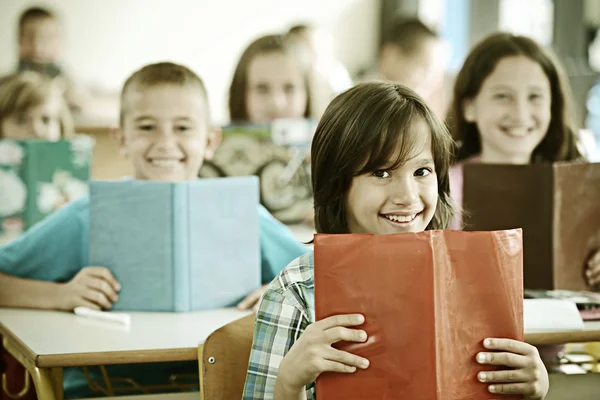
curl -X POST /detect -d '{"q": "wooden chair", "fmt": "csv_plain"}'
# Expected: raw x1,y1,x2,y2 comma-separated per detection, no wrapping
198,314,255,400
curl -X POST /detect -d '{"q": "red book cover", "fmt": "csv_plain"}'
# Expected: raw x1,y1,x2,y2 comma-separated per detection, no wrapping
314,230,524,399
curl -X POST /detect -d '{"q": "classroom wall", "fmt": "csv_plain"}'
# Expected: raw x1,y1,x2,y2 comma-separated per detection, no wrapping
0,0,380,124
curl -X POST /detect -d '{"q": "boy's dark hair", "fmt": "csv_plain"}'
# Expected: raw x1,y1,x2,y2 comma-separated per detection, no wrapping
288,24,311,36
384,16,439,54
119,62,209,126
311,82,455,234
447,32,582,163
19,7,56,36
228,34,311,122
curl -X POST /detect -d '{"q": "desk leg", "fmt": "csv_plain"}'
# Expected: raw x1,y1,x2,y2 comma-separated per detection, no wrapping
29,368,58,400
2,338,61,400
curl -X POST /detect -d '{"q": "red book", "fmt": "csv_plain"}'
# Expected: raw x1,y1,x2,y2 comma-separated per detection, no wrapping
314,230,524,399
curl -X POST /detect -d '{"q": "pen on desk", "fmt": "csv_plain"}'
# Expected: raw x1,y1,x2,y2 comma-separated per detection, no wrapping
74,307,131,327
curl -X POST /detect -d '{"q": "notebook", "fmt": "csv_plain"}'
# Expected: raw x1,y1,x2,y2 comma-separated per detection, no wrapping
314,229,523,399
463,162,600,290
88,177,261,312
0,137,93,245
197,119,315,224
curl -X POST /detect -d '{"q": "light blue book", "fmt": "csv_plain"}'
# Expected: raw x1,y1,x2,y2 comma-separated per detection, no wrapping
88,177,261,312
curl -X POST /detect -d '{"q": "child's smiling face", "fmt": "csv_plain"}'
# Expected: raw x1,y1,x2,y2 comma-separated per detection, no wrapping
345,120,438,235
119,84,219,182
245,52,308,123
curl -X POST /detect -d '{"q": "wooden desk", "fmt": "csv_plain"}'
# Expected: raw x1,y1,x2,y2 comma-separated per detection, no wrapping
0,308,249,400
525,320,600,346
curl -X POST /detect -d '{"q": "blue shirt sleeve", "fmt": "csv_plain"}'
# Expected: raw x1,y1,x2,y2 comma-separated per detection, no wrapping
258,205,309,283
0,196,89,282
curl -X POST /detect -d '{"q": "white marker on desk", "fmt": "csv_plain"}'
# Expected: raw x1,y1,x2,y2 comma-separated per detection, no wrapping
74,307,131,328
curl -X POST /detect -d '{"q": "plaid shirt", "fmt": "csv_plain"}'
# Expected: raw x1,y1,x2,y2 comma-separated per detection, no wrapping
242,252,316,400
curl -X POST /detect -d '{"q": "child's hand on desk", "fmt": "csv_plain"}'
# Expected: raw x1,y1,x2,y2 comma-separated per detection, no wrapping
237,284,268,311
585,250,600,287
476,338,549,399
57,267,121,311
275,314,369,397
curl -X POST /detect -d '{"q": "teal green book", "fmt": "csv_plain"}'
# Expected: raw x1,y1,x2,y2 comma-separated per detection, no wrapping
0,138,93,244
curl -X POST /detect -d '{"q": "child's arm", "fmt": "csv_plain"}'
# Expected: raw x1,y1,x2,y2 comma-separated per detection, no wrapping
0,197,120,310
274,314,369,400
257,205,309,282
475,338,549,399
585,250,600,288
0,267,119,310
237,206,309,310
242,288,368,399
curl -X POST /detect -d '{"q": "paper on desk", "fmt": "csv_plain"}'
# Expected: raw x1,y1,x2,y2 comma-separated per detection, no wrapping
524,299,584,332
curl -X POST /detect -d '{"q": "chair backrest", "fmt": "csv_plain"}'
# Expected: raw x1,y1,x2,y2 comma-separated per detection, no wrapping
199,314,255,400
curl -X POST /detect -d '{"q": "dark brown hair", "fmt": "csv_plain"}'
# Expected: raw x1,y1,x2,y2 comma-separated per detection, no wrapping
312,82,455,234
18,7,56,36
384,16,439,54
119,62,209,126
228,34,311,122
447,32,581,162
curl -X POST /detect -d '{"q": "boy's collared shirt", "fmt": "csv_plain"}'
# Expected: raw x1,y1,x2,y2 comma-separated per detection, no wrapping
243,252,316,400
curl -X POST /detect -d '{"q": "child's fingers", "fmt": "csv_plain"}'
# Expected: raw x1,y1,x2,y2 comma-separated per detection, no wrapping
85,267,121,292
86,277,119,303
487,382,542,397
76,298,102,311
318,359,358,374
324,326,367,345
585,263,600,285
477,369,533,384
483,338,537,356
476,351,531,368
588,250,600,267
82,288,113,310
317,314,365,330
325,348,370,370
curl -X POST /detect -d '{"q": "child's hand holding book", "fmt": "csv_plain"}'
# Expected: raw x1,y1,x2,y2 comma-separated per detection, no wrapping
57,266,120,311
275,314,369,398
476,338,549,398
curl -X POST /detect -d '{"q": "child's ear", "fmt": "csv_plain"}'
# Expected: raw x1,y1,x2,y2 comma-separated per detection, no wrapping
462,99,476,123
110,126,128,158
203,126,222,161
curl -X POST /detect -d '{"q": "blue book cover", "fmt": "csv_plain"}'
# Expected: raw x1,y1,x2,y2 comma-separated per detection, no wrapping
88,176,261,312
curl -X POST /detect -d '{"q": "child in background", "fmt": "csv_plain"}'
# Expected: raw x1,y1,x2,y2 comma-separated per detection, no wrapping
285,23,353,118
361,16,450,118
0,70,74,400
445,32,600,288
229,34,312,124
0,62,308,398
242,82,549,399
15,6,118,118
0,72,73,140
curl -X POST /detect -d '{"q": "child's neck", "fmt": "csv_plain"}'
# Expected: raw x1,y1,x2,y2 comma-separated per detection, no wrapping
479,148,531,165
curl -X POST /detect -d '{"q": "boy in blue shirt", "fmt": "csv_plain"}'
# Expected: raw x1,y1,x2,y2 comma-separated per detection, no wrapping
0,62,308,397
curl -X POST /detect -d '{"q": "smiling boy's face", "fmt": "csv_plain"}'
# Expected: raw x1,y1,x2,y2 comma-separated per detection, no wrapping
117,84,220,182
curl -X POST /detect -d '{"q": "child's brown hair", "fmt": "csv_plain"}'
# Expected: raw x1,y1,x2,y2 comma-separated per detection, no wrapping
447,32,581,162
18,6,56,38
228,34,311,122
0,71,73,138
311,82,454,234
119,62,210,126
